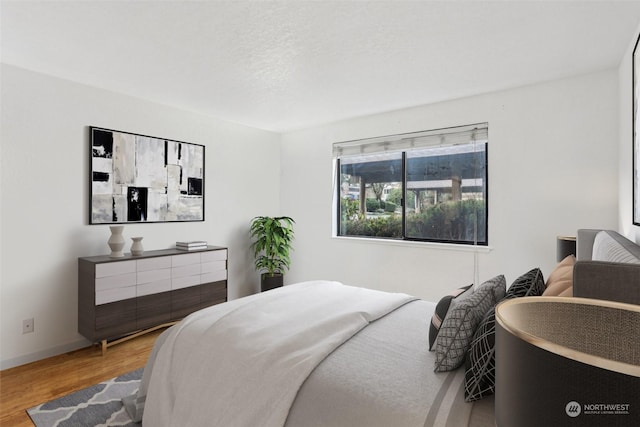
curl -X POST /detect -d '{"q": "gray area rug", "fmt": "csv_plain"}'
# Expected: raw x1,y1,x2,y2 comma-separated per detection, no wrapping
27,369,142,427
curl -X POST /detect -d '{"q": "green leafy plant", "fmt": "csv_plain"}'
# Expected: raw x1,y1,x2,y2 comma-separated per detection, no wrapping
341,199,485,242
365,198,380,212
250,216,295,277
384,201,397,213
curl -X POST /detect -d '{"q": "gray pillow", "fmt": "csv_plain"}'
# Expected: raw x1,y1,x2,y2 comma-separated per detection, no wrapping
428,284,473,351
434,275,506,372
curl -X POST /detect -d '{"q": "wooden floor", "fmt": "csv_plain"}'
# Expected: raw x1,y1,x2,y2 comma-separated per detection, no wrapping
0,330,162,426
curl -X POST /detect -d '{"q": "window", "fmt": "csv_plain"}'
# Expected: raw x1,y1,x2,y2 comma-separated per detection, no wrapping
334,124,488,245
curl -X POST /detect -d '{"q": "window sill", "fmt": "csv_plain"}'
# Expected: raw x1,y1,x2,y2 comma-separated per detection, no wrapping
331,235,493,253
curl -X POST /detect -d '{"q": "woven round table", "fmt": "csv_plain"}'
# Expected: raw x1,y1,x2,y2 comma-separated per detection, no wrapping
495,296,640,427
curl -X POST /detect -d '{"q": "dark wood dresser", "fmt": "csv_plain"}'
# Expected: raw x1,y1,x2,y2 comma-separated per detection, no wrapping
78,246,227,353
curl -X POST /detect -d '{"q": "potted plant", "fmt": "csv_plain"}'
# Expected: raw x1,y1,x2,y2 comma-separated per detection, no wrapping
250,216,295,291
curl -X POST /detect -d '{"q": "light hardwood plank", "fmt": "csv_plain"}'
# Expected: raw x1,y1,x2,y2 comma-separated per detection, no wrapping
0,330,161,427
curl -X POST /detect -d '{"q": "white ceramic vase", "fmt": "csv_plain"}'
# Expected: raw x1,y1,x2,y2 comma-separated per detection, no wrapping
131,236,144,256
108,225,125,258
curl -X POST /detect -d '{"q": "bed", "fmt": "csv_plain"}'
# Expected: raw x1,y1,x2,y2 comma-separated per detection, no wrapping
124,280,497,427
123,228,640,427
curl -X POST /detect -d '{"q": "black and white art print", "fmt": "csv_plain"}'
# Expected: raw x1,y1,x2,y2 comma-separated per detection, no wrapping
90,127,204,224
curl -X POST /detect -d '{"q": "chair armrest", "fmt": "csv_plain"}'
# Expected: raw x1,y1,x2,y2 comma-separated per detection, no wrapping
573,261,640,305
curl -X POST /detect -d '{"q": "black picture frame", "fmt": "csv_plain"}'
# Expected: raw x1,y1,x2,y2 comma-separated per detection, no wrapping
89,126,205,224
633,34,640,225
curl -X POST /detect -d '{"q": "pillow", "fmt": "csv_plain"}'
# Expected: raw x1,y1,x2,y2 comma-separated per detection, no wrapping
464,307,497,401
556,286,573,297
593,230,640,264
542,255,575,297
433,275,506,372
463,268,546,398
428,284,473,350
504,268,545,299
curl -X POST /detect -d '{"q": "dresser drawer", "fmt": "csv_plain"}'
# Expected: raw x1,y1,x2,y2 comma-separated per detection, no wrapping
201,249,227,262
95,299,136,336
137,256,171,272
172,274,201,290
96,286,136,305
96,272,137,291
172,263,201,279
137,279,172,297
171,286,201,320
201,260,226,274
137,292,171,329
95,260,136,278
201,270,227,284
201,281,227,309
137,268,171,284
172,253,201,267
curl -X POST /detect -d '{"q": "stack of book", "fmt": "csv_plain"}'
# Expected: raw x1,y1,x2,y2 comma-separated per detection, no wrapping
176,241,208,251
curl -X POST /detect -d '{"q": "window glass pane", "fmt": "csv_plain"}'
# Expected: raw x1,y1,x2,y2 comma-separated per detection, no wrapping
339,152,403,238
404,143,487,244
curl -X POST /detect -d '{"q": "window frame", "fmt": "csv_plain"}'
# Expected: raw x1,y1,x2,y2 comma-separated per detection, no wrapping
334,126,488,246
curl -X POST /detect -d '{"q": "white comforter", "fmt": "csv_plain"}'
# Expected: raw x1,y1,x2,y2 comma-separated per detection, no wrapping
140,281,415,427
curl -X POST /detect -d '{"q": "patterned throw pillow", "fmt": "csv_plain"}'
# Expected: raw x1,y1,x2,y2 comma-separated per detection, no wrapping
433,275,506,372
504,268,545,299
463,267,546,401
428,284,473,350
464,307,497,401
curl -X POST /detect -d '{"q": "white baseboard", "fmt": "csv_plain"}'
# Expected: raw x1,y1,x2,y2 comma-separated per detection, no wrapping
1,339,91,371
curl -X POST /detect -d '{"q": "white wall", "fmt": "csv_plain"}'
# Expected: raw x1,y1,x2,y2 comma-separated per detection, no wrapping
0,62,625,369
0,64,281,369
618,22,640,242
280,70,620,302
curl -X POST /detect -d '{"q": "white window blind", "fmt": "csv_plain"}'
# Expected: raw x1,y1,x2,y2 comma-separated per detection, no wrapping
332,123,488,158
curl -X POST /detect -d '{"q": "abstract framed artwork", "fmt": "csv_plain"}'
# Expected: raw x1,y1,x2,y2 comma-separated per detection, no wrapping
90,127,204,224
634,34,640,226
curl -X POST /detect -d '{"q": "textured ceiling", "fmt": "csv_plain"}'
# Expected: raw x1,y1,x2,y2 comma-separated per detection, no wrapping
3,1,640,132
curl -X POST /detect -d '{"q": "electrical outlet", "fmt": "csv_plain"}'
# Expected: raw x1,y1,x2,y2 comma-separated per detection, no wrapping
23,318,34,334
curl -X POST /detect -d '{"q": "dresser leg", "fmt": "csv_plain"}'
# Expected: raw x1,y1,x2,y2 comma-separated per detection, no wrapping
98,321,179,356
